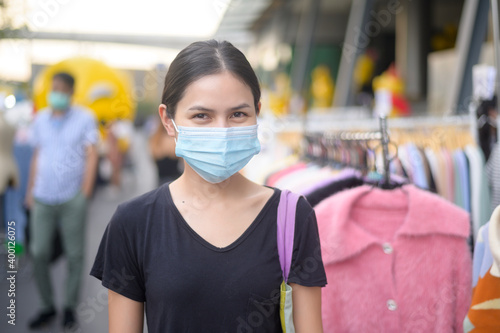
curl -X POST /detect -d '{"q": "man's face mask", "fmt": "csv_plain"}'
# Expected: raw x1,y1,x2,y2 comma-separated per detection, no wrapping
48,91,71,111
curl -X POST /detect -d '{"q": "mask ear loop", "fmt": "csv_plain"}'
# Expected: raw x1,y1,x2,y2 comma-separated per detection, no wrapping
171,119,179,143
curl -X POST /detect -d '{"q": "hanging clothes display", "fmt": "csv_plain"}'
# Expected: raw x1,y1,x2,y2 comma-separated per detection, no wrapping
316,185,472,332
267,117,405,197
304,174,365,207
464,205,500,332
298,168,361,197
267,120,490,235
255,115,484,331
383,127,489,240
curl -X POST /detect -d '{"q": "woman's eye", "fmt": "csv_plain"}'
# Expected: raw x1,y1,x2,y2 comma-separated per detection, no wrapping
193,113,208,119
232,112,247,118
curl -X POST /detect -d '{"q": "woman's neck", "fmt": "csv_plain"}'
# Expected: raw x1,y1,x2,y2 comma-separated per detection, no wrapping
173,165,254,201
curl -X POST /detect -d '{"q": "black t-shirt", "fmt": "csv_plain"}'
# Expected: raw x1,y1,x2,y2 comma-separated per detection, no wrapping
155,156,181,184
90,184,327,333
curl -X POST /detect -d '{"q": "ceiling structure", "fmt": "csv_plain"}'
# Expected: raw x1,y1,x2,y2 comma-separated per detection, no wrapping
214,0,272,47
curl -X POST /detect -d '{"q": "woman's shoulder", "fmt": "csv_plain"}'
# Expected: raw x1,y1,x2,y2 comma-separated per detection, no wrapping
110,185,168,229
296,194,314,216
266,186,314,219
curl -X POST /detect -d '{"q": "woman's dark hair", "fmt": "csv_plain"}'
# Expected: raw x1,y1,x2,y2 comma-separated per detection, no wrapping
161,40,260,118
52,72,75,90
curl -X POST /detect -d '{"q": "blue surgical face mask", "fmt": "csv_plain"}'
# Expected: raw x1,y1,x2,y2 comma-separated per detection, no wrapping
48,91,71,111
172,120,261,183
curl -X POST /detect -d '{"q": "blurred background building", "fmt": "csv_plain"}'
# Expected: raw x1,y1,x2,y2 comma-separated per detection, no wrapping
0,0,497,120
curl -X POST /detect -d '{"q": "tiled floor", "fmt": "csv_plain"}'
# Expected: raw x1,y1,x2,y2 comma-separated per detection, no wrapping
0,129,156,333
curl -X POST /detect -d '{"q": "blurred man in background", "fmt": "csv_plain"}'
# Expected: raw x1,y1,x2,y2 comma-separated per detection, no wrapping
25,72,98,330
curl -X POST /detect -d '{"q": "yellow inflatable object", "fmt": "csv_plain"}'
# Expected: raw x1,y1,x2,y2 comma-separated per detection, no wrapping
354,54,375,87
33,57,136,135
269,73,291,116
311,65,335,108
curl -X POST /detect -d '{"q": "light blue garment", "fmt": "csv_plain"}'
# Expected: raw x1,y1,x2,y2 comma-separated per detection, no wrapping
454,150,471,213
29,106,98,204
173,122,261,183
406,143,429,190
451,151,463,208
471,223,492,287
4,142,33,246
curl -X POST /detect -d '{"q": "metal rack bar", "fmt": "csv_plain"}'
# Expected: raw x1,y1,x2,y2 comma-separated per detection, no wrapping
379,116,391,185
320,131,382,141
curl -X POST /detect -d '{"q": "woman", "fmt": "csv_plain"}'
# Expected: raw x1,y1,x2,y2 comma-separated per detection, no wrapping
148,120,181,185
90,40,327,333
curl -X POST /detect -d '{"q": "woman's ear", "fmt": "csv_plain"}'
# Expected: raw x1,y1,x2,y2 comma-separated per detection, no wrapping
158,104,176,137
257,101,261,115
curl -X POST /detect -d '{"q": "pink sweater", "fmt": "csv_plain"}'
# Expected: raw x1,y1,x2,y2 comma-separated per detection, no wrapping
315,185,472,332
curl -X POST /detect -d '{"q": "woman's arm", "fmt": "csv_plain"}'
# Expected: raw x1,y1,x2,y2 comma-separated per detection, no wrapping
290,284,323,333
81,144,98,198
108,290,144,333
25,148,38,209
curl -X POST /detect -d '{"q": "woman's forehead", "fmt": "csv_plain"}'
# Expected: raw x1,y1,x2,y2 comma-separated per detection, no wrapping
178,72,254,108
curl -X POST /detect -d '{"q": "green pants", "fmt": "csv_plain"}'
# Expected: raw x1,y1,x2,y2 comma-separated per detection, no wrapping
30,191,87,311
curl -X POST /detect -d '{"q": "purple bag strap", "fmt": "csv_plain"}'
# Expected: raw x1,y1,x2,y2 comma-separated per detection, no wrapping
277,189,301,282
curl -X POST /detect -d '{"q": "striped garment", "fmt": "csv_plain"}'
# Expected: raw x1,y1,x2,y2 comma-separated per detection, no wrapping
487,144,500,214
29,106,98,205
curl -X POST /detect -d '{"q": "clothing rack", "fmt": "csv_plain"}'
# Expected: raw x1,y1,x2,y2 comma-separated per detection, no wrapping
304,114,470,133
304,115,394,185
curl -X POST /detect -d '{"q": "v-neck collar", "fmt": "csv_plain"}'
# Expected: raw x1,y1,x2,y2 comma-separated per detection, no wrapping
164,184,280,252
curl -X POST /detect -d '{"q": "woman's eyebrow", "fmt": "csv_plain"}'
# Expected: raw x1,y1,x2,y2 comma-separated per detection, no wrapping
187,103,251,112
229,103,251,111
187,105,215,112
